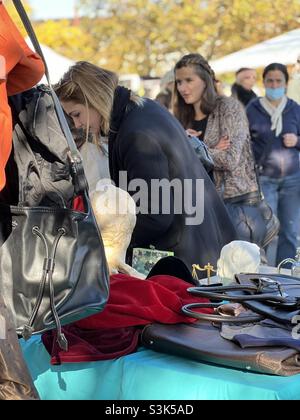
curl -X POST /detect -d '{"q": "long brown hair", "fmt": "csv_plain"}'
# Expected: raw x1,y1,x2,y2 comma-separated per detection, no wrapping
55,61,143,136
173,53,219,129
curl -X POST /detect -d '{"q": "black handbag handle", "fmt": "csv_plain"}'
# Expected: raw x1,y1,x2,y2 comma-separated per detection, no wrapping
181,302,264,323
187,285,288,303
182,284,286,324
12,0,88,195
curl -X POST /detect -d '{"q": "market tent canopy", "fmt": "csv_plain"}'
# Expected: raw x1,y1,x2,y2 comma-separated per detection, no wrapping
210,28,300,74
25,37,74,83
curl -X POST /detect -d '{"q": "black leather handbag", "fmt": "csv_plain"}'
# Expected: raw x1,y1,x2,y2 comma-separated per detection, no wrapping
225,191,280,249
142,274,300,376
0,0,109,350
224,138,280,249
141,320,300,376
183,273,300,326
0,194,109,349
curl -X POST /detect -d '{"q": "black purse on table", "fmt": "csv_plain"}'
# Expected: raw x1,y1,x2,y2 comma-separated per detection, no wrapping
224,137,280,249
183,273,300,326
141,273,300,376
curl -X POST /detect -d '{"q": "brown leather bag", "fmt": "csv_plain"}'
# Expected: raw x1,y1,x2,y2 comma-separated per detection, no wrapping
0,295,39,400
141,321,300,376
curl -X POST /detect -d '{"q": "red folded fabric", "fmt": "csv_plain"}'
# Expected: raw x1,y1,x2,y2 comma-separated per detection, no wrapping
42,326,141,365
42,274,212,364
75,274,212,329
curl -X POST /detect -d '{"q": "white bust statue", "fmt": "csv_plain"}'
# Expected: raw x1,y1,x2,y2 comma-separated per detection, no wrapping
217,240,261,284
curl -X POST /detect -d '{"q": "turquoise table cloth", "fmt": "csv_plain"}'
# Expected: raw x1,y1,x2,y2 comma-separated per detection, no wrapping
21,336,300,400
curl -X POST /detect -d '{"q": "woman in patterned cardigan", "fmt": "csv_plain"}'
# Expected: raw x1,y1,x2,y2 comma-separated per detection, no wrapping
173,53,278,248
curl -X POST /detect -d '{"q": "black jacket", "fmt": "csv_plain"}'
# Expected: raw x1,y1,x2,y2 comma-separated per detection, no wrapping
231,83,257,107
109,95,236,273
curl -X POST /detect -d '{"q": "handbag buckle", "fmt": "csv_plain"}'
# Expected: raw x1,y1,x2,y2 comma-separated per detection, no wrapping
67,151,89,194
257,276,285,297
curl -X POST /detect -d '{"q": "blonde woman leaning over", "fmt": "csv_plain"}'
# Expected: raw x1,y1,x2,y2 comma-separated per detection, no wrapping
173,53,278,249
55,61,236,277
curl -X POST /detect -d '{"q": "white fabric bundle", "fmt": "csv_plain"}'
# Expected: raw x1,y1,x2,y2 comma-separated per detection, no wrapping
217,240,261,284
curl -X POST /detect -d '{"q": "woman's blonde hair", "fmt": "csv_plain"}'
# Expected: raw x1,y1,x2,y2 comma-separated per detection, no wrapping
173,53,219,129
55,61,143,135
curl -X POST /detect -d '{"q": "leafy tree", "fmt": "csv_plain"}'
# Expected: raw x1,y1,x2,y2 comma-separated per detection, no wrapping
33,19,96,62
4,0,95,62
78,0,300,76
5,0,300,76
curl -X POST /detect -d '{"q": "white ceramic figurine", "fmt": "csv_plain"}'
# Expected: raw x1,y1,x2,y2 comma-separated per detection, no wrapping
217,240,261,284
91,181,145,279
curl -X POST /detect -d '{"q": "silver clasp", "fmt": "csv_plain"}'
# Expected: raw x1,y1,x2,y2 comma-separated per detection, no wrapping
257,276,285,297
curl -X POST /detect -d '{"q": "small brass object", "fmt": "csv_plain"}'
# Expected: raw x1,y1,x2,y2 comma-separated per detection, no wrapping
192,263,216,285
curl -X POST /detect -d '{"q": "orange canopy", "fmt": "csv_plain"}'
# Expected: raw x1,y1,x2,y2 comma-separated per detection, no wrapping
0,1,44,191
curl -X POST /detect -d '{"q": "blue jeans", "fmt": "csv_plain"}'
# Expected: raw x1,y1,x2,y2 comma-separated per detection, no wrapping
260,172,300,266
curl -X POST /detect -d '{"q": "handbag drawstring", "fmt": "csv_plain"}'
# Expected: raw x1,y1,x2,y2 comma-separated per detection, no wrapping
22,226,68,351
22,226,49,340
48,228,68,351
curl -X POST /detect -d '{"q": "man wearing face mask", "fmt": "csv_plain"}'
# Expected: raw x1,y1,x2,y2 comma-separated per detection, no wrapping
246,63,300,267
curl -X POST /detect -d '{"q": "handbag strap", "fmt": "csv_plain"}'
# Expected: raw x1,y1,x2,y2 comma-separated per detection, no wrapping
246,132,265,200
181,302,263,323
253,161,264,200
12,0,88,195
187,285,288,303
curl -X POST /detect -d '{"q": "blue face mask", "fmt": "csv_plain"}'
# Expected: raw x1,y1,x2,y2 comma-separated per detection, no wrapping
265,87,285,101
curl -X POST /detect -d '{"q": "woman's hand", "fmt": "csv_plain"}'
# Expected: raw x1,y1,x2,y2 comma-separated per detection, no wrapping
215,135,230,151
186,128,202,138
283,133,298,148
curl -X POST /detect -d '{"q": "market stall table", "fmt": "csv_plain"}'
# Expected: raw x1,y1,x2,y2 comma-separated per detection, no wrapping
21,335,300,400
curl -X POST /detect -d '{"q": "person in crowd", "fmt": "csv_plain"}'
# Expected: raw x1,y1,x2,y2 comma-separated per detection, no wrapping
0,0,44,399
287,54,300,105
55,61,237,275
173,53,272,248
231,67,257,107
155,69,174,111
247,63,300,266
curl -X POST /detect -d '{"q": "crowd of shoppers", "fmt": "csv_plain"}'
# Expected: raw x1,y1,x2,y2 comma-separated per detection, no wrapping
172,53,272,248
54,61,237,273
1,0,300,400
